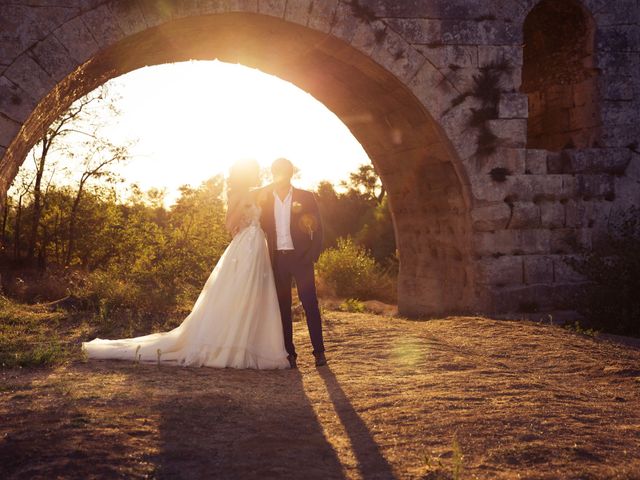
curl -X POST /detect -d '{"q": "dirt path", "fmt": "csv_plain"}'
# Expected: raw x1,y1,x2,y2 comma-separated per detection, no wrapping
1,313,640,479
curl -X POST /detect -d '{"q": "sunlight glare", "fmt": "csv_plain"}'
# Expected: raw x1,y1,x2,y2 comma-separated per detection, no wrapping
101,60,370,204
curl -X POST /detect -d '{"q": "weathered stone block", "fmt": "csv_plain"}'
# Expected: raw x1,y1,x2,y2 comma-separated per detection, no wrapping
441,19,521,45
477,256,523,287
600,124,640,148
525,149,547,175
474,148,526,176
108,0,147,35
469,172,511,203
415,45,477,69
553,256,586,284
507,201,540,229
191,0,229,15
471,203,510,232
550,228,592,254
0,4,76,64
0,113,21,147
601,75,635,101
487,283,585,312
29,34,76,82
478,45,523,66
520,175,565,202
0,76,36,123
473,229,551,257
371,29,425,84
523,255,554,285
408,60,450,118
284,0,312,25
625,155,640,181
226,0,258,13
601,100,636,125
136,1,179,27
596,51,638,76
81,4,124,48
564,200,587,229
486,119,527,148
310,0,339,34
593,0,638,25
560,148,631,175
498,93,528,119
540,201,565,229
328,9,356,44
575,174,615,200
53,16,99,64
613,175,640,211
258,0,286,17
596,25,640,53
546,152,566,174
386,19,441,44
350,20,383,58
4,54,54,101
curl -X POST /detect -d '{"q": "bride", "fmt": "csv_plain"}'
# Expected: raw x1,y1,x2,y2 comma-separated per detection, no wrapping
82,159,290,369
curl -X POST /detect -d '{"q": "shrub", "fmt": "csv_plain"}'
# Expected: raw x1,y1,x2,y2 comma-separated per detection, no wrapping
316,237,395,302
0,295,68,367
566,206,640,337
340,298,366,313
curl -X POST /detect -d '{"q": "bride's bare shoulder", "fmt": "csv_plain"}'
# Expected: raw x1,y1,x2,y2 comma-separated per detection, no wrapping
249,183,274,204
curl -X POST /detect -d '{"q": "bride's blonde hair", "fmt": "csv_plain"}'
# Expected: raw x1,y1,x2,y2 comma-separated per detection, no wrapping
227,159,260,200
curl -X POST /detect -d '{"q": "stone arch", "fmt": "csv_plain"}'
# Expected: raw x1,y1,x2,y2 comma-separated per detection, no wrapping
521,0,601,151
0,5,476,317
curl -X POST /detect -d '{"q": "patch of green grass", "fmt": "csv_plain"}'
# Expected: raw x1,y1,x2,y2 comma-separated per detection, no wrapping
340,298,366,313
423,436,465,480
0,295,70,368
563,320,599,337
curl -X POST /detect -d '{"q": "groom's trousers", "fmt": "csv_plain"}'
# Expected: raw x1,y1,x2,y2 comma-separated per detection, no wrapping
273,251,325,356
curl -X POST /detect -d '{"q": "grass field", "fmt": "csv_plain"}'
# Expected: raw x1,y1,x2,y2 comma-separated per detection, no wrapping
1,300,639,479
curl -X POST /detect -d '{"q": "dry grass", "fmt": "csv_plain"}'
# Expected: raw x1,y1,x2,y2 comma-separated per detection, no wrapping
1,311,640,479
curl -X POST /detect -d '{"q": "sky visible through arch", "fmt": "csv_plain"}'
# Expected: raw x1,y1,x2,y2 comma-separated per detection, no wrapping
14,60,370,206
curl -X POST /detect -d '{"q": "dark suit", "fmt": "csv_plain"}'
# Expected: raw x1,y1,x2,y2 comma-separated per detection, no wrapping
260,187,325,356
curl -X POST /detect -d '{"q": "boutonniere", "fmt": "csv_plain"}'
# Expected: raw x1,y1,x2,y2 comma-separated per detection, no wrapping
299,214,317,240
291,201,303,214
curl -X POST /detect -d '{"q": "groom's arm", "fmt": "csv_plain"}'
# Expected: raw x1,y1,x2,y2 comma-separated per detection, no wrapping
307,191,324,264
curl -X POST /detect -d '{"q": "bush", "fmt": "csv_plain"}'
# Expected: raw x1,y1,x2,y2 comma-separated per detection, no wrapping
340,298,366,313
566,206,640,337
0,295,68,367
73,270,179,337
316,237,396,302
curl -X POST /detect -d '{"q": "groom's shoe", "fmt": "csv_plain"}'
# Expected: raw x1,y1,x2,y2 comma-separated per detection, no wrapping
314,352,327,367
287,354,298,369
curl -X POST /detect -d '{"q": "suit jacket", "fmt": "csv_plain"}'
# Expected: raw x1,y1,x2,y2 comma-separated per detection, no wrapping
260,187,324,265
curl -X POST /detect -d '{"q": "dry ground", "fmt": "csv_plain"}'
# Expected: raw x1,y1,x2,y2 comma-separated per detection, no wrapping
1,312,640,479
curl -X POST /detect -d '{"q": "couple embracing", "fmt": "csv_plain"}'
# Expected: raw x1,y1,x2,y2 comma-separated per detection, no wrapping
83,158,327,369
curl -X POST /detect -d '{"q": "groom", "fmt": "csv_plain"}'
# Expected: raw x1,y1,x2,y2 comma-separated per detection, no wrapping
260,158,327,368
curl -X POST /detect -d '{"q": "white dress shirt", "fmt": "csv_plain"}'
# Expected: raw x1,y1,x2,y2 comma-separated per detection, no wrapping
274,188,295,250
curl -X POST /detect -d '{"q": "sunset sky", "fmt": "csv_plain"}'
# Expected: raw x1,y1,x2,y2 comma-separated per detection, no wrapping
15,60,370,205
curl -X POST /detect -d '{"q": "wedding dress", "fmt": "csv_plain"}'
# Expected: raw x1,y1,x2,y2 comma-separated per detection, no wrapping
82,204,290,369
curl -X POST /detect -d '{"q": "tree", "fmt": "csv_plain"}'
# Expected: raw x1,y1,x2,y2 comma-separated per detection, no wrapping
65,143,127,266
25,97,94,263
342,164,385,204
5,85,133,268
9,169,34,262
316,164,396,265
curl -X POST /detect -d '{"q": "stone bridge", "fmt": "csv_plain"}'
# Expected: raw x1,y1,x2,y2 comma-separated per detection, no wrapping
0,0,638,317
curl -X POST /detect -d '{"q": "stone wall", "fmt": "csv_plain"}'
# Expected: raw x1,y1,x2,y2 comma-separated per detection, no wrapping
0,0,639,317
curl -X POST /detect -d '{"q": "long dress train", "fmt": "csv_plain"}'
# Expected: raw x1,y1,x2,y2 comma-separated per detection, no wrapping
82,204,290,369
